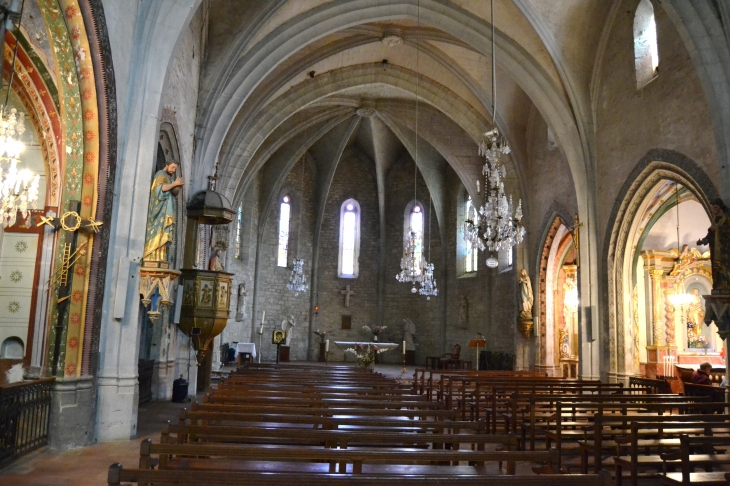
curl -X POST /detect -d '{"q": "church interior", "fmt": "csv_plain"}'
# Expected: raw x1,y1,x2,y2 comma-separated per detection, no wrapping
1,0,730,484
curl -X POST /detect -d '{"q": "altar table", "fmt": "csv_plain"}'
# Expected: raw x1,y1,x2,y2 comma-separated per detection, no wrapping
333,341,399,352
233,342,257,359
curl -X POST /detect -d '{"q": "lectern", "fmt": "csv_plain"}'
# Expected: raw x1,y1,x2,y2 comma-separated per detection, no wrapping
468,339,486,371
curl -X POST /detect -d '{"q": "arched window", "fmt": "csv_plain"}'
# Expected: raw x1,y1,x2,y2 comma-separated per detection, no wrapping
277,195,291,267
234,205,242,259
404,201,424,275
464,196,478,273
634,0,659,89
338,199,361,278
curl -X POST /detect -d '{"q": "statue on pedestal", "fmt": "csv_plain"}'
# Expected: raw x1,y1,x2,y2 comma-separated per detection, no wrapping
697,198,730,294
403,319,416,351
143,160,183,264
282,315,295,347
518,269,534,320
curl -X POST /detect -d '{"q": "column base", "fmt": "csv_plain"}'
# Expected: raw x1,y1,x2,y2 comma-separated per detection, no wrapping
48,376,95,450
95,375,138,442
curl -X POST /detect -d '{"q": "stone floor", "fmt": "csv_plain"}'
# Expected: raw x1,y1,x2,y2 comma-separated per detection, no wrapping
0,363,537,485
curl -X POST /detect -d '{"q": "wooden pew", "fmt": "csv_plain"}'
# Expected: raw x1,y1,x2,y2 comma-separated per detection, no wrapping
162,422,518,452
139,439,561,475
109,464,613,486
613,418,730,486
659,435,730,485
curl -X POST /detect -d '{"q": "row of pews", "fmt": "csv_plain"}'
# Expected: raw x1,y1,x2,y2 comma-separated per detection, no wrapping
413,368,730,485
107,363,611,485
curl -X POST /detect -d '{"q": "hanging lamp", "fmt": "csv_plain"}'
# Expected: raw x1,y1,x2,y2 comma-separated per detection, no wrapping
463,0,525,268
287,156,309,296
0,1,40,228
419,196,438,300
396,0,430,293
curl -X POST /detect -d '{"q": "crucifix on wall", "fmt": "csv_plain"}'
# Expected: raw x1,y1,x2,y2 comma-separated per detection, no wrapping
340,285,355,307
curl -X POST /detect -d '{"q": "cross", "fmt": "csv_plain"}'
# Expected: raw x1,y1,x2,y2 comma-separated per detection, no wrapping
340,285,355,307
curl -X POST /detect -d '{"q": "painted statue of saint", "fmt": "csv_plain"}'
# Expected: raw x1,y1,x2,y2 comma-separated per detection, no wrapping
143,160,183,264
518,269,534,320
697,198,730,293
209,249,225,271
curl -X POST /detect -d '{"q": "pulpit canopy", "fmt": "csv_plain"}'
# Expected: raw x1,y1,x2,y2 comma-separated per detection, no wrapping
187,189,235,224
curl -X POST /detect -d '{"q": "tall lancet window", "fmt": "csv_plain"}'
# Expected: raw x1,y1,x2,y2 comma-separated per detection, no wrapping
465,196,478,273
404,201,424,275
277,195,291,267
338,199,361,278
634,0,659,89
235,205,242,259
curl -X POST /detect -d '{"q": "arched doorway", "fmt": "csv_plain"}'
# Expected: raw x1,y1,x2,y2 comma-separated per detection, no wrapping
536,215,577,377
606,157,718,382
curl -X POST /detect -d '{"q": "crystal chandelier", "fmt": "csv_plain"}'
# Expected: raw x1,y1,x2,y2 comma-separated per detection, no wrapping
462,0,525,268
397,229,426,293
287,257,308,296
0,107,38,228
418,262,438,300
418,197,438,299
396,1,435,296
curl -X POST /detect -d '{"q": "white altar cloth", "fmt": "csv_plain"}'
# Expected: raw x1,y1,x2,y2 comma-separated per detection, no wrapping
333,341,399,352
233,342,257,358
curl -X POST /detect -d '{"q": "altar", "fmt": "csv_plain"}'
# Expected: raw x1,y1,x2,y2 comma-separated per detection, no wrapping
333,341,400,352
232,342,257,364
334,341,400,365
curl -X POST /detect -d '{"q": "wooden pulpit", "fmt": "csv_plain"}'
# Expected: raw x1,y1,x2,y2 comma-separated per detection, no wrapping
468,339,486,371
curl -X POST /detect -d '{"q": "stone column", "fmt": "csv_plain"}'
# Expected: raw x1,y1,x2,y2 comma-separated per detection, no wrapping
649,269,665,346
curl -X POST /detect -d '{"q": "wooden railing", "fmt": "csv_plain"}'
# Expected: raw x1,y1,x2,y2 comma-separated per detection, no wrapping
0,378,54,466
628,376,670,394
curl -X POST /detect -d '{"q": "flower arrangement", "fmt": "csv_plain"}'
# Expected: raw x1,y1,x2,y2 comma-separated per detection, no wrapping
312,329,327,343
697,335,709,350
345,343,387,368
362,325,386,341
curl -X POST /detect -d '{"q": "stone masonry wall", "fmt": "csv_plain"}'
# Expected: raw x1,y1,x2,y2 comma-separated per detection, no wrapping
315,154,380,361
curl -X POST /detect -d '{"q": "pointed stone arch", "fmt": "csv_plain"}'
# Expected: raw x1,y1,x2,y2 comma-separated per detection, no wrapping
604,149,719,380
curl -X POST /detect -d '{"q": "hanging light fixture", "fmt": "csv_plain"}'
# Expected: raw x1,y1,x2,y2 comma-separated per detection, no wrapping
667,182,692,308
0,2,39,229
287,257,308,296
287,157,309,296
419,197,438,300
396,0,431,293
463,0,525,268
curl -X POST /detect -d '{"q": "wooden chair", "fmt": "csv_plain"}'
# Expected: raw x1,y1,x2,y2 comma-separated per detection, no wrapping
439,345,462,369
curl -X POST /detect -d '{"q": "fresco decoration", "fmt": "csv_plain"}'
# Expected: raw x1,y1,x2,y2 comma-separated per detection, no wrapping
38,0,100,378
4,32,62,207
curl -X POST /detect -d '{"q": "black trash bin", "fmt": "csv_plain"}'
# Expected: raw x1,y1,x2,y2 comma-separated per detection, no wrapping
172,374,188,402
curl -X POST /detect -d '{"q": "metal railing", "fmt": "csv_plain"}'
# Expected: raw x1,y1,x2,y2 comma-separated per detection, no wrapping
0,378,54,466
